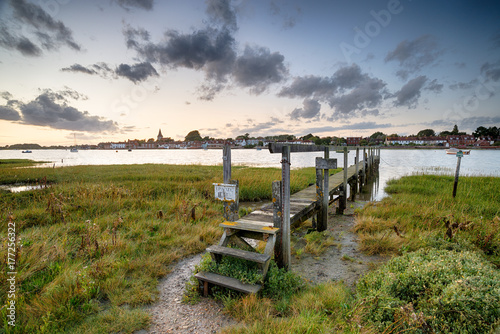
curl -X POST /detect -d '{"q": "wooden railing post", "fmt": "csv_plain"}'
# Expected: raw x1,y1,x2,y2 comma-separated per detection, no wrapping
281,145,291,270
272,181,283,267
222,144,238,221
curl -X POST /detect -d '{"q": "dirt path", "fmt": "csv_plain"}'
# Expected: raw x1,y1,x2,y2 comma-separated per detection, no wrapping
142,199,383,334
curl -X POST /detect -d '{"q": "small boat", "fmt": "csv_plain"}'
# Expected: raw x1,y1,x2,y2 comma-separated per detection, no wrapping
128,149,132,152
22,150,32,153
446,148,470,155
70,147,78,152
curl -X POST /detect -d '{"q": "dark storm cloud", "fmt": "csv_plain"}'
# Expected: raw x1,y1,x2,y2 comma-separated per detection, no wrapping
125,26,236,80
233,46,288,94
9,0,81,52
115,0,154,11
290,99,321,120
279,64,386,119
393,75,428,108
205,0,237,31
0,89,118,132
385,35,442,80
115,62,158,83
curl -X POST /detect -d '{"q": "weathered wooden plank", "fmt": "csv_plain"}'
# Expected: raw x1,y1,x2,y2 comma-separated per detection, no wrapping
220,221,279,234
207,245,270,264
195,271,262,294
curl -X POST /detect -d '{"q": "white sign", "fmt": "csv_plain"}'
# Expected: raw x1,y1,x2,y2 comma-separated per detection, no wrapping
213,183,237,202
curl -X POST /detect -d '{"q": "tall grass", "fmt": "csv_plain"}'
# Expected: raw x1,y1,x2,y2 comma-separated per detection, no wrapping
0,160,317,333
355,174,500,264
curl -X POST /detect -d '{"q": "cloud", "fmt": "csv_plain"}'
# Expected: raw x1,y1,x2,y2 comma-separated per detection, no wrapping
279,64,387,119
425,79,443,93
302,121,393,134
385,35,442,80
481,60,500,82
290,99,321,120
393,75,428,108
269,0,302,29
0,89,119,132
233,46,288,94
125,26,236,80
0,0,81,56
449,80,477,91
115,62,159,83
61,62,157,83
115,0,154,11
205,0,237,31
0,105,21,121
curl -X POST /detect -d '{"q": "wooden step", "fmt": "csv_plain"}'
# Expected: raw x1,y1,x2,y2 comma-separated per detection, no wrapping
220,221,279,234
195,271,262,295
207,245,270,264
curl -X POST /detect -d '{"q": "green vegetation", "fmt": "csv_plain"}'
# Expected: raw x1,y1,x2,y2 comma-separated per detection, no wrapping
0,159,317,333
211,174,500,333
2,159,498,333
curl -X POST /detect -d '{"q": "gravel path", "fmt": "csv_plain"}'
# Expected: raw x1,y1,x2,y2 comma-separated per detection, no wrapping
144,255,236,334
142,199,383,334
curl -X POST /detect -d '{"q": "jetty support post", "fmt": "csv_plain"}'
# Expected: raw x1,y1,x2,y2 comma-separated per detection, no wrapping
281,145,291,270
315,155,337,232
452,152,463,198
272,181,284,268
337,146,348,214
223,144,239,221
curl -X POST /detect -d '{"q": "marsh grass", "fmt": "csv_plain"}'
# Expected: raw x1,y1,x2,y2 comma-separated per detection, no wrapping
0,161,317,333
355,174,500,264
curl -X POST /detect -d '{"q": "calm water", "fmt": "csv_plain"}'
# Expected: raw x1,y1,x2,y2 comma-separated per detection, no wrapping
1,148,498,201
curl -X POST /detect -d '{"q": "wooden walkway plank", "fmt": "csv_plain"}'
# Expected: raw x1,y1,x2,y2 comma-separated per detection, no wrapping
195,272,262,295
207,245,270,264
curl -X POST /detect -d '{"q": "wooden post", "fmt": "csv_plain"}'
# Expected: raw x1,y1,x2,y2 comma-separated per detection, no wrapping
222,144,238,221
337,147,348,214
355,147,360,195
272,181,283,268
315,164,324,228
453,153,462,198
316,156,336,231
281,145,291,270
223,144,231,183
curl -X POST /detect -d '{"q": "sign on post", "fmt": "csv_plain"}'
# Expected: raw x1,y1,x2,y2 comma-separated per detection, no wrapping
213,183,237,202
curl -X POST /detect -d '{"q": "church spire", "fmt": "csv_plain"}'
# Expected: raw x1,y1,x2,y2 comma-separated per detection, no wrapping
157,129,163,141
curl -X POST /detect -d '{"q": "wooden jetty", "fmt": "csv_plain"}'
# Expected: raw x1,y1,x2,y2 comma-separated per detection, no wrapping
195,144,380,296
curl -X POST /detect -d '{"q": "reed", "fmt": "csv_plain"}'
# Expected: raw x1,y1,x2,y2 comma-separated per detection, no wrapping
0,160,317,333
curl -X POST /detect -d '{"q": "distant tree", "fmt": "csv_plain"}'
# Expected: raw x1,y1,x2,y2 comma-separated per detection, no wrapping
473,126,499,138
370,131,386,139
301,133,315,141
185,130,202,141
147,138,155,142
451,124,459,135
360,139,369,146
417,129,436,137
388,133,399,137
439,131,452,136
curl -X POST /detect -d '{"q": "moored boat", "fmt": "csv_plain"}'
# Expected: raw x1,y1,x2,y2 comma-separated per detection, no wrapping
446,148,470,155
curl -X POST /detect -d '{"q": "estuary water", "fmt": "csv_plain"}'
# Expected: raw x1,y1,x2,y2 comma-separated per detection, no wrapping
1,148,498,201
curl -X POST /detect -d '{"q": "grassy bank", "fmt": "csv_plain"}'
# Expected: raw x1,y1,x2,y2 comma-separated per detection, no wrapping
213,174,500,333
0,160,319,333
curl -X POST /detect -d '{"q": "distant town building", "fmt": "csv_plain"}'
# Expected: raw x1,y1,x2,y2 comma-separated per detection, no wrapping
446,135,475,147
346,137,362,146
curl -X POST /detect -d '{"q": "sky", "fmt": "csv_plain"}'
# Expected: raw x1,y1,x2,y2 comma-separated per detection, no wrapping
0,0,499,146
